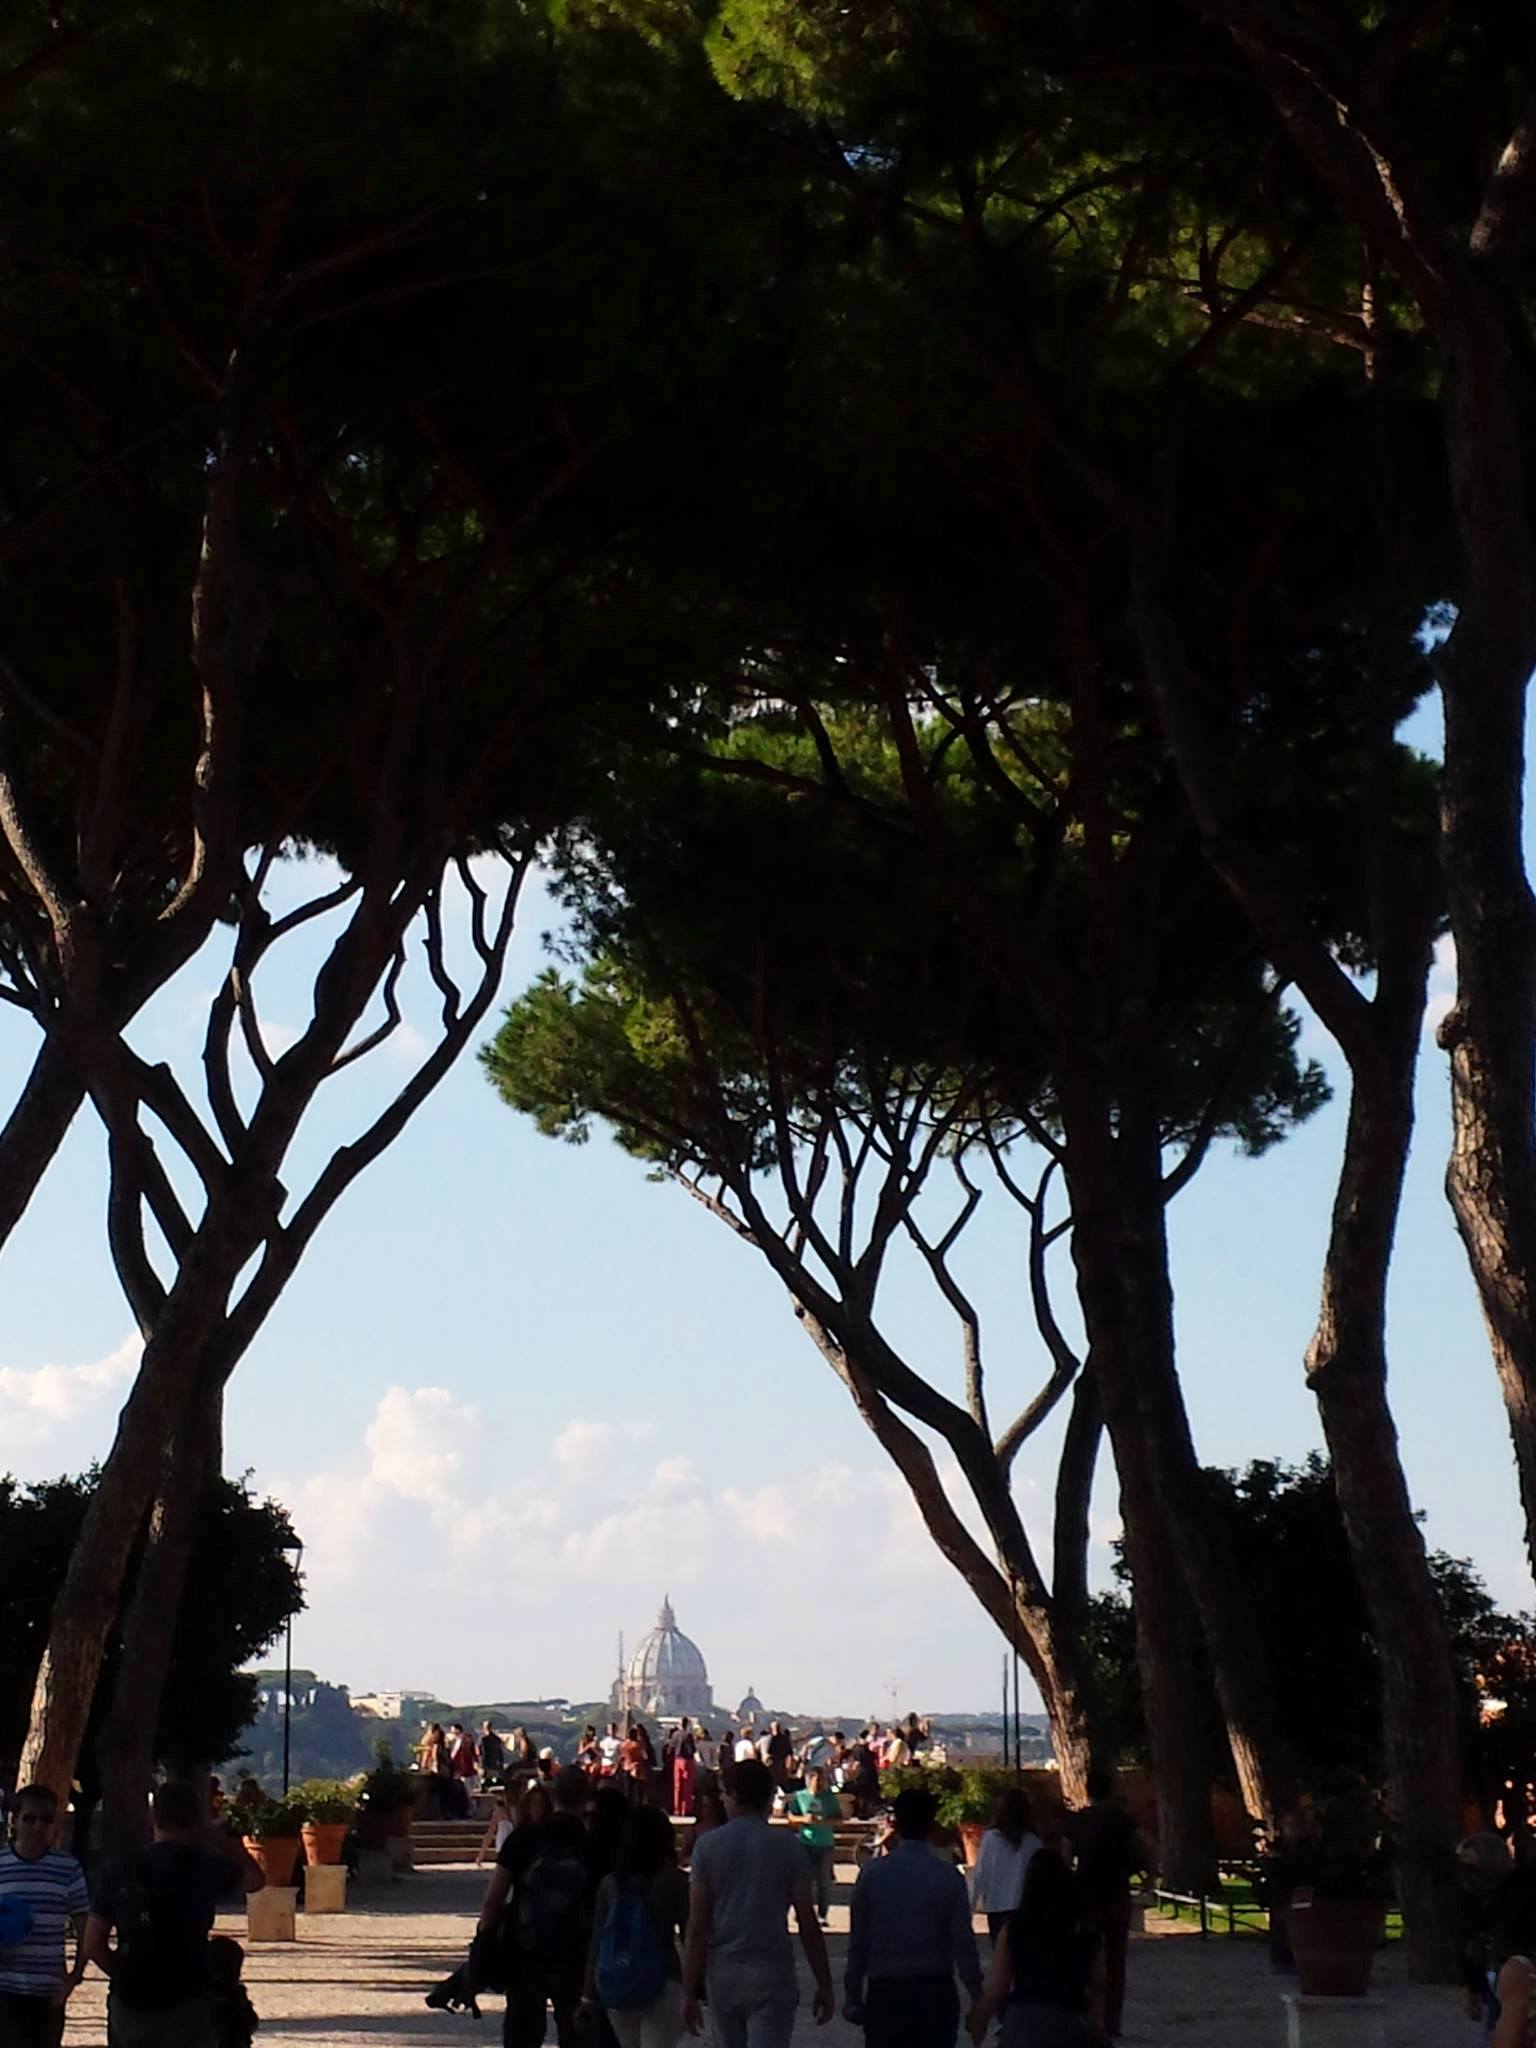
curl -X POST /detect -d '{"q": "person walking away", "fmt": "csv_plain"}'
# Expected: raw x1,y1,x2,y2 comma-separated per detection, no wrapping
672,1721,697,1820
787,1769,840,1927
972,1791,1043,1946
478,1768,595,2048
419,1724,452,1818
732,1728,757,1769
843,1788,980,2048
85,1780,264,2048
0,1784,90,2048
966,1848,1101,2047
681,1759,833,2045
583,1807,689,2048
1062,1769,1148,2040
480,1723,508,1786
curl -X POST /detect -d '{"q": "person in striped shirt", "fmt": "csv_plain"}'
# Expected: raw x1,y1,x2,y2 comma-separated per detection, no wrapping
0,1783,90,2048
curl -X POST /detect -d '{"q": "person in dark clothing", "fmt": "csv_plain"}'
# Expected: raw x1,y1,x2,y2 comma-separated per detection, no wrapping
967,1849,1101,2048
480,1725,508,1785
845,1789,981,2048
477,1767,597,2048
207,1937,257,2048
85,1781,263,2048
1061,1769,1149,2038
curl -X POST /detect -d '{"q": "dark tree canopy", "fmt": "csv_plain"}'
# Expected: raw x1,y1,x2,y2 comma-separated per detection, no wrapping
0,1470,302,1785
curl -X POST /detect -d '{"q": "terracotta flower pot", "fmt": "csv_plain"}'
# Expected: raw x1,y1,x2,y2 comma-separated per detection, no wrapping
244,1835,302,1888
957,1821,986,1868
301,1822,349,1867
1287,1894,1385,1997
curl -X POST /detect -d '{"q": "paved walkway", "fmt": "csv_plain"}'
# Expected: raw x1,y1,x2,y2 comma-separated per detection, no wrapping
58,1862,1465,2047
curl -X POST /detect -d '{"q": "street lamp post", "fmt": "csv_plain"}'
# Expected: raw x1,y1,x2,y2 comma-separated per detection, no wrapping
281,1540,305,1797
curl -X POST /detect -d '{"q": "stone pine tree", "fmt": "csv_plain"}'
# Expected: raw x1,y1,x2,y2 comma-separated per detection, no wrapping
556,0,1475,1967
2,0,811,1811
1173,0,1536,1596
484,714,1328,1883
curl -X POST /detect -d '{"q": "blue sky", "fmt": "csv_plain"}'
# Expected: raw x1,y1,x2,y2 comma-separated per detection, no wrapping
0,701,1524,1721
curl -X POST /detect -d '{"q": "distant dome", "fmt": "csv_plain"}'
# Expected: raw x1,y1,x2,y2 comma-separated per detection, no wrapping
736,1687,765,1722
615,1597,713,1722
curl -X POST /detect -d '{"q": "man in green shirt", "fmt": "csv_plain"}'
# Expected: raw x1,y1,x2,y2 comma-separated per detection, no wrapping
788,1767,841,1925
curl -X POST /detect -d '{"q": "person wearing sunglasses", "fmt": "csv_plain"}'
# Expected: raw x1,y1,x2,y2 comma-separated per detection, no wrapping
0,1784,90,2048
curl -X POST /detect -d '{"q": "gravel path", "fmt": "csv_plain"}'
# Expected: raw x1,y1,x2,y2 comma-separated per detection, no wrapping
57,1863,1468,2047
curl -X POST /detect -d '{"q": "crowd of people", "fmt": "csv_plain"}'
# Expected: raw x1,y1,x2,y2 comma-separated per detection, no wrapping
423,1711,936,1826
0,1724,1141,2048
436,1755,1148,2048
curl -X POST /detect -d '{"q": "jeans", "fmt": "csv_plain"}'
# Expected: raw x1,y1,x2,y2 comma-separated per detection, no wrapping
607,1981,684,2048
503,1967,582,2048
107,1995,217,2048
805,1846,833,1919
998,2007,1097,2048
0,1992,65,2048
704,1965,797,2048
864,1975,960,2048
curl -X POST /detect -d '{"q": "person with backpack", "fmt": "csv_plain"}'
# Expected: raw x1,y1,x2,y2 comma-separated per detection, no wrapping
580,1807,688,2048
477,1766,596,2048
84,1780,263,2048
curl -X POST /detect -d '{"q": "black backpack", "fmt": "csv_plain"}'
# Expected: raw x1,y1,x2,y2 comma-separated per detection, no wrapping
513,1848,591,1964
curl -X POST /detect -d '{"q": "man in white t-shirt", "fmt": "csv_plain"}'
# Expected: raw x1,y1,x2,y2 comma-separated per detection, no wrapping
598,1722,623,1775
734,1727,758,1765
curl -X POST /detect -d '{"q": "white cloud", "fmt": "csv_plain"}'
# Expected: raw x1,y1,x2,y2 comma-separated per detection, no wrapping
0,1335,139,1449
553,1417,653,1474
256,1389,997,1710
364,1385,477,1503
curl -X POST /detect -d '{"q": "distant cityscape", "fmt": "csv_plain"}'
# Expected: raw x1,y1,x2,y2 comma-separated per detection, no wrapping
240,1595,1051,1785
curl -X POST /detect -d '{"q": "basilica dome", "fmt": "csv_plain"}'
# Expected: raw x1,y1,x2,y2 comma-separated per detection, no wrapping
615,1597,714,1723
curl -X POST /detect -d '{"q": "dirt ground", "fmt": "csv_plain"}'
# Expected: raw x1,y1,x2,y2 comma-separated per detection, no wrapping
57,1862,1471,2047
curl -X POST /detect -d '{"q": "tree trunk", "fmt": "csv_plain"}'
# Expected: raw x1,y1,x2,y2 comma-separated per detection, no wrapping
18,1205,257,1800
1064,1074,1299,1827
1050,1369,1102,1627
1122,1492,1219,1892
1308,1004,1464,1979
1439,637,1536,1568
96,1386,222,1859
793,1305,1100,1801
0,1033,86,1255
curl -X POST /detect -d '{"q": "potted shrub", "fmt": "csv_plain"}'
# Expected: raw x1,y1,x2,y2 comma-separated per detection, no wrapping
242,1798,309,1888
357,1745,414,1859
1282,1778,1393,1997
936,1770,997,1868
293,1781,356,1866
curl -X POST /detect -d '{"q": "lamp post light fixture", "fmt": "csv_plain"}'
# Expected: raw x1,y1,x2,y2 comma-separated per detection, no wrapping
281,1539,305,1797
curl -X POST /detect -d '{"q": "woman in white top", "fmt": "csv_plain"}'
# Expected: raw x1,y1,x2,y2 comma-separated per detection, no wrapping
971,1788,1044,1944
